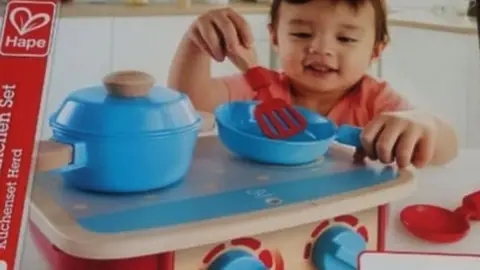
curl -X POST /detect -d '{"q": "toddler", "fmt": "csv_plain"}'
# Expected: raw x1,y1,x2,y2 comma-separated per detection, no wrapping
168,0,458,169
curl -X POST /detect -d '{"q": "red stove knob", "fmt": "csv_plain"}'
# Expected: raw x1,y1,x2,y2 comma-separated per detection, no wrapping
207,249,268,270
311,226,367,270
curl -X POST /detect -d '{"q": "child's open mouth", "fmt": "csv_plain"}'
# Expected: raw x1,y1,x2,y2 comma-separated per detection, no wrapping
305,64,338,77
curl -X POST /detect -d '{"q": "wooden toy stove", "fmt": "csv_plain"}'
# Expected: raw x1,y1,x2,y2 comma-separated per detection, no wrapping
29,134,415,270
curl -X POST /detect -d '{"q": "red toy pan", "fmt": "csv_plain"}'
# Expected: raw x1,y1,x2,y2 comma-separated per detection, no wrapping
400,190,480,243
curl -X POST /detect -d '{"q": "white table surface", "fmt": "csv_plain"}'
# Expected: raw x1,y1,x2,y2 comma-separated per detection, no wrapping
386,149,480,254
18,149,480,269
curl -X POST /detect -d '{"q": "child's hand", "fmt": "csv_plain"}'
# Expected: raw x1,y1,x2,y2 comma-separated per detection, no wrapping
187,8,255,65
227,44,258,73
355,111,439,169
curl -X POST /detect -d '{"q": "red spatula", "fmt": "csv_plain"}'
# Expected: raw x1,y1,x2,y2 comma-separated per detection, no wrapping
244,66,307,139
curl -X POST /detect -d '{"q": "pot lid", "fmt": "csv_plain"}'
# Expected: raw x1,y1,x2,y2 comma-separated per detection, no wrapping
49,70,201,136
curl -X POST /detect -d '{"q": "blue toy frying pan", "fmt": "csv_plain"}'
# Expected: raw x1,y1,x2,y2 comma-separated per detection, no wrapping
214,101,363,165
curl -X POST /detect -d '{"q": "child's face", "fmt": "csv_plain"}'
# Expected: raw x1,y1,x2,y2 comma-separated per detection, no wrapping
270,0,382,93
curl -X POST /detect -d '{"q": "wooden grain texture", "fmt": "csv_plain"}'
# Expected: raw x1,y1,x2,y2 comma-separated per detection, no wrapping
35,140,73,172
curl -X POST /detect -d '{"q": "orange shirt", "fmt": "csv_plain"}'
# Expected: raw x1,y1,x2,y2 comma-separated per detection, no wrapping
220,70,412,127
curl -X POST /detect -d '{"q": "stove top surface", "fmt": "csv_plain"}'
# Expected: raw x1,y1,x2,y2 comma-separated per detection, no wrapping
32,136,399,234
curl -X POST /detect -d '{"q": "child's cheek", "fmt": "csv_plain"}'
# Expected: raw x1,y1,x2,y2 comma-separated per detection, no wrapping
346,54,372,76
280,54,300,75
280,47,303,72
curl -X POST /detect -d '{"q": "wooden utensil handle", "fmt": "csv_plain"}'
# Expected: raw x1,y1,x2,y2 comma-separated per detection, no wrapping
35,140,73,172
198,111,216,133
103,70,155,98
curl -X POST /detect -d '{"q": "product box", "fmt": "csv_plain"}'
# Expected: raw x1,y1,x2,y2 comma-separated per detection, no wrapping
0,0,479,269
0,0,57,269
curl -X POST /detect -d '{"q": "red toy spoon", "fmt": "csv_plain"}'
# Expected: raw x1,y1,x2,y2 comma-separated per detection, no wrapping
400,190,480,243
244,66,307,139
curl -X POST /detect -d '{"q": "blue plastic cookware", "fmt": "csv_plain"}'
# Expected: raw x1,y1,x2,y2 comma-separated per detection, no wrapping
35,71,201,193
214,101,363,165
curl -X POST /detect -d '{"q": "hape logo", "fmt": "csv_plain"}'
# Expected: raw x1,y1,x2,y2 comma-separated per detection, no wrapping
0,1,56,57
10,7,51,36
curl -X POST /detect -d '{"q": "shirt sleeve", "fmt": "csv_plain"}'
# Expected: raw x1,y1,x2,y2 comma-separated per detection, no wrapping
218,74,256,101
370,83,414,116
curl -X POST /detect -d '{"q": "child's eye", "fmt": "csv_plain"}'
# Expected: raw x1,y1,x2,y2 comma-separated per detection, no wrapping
290,32,312,39
338,36,357,43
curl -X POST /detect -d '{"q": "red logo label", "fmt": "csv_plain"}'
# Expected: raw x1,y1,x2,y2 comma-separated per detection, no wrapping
0,0,57,268
0,0,56,57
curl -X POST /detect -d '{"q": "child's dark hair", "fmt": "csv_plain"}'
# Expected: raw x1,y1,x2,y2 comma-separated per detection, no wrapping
269,0,390,44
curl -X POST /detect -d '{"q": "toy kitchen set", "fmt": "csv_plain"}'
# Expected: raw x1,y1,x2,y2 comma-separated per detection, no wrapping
28,69,417,270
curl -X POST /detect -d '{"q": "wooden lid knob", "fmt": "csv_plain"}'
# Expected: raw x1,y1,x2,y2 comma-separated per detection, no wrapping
103,70,155,97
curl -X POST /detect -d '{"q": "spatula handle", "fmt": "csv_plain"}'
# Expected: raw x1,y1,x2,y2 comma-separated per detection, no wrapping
244,66,273,100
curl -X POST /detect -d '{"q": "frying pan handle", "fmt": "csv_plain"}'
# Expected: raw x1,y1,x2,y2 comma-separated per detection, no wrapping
459,190,480,221
335,125,363,148
35,140,87,173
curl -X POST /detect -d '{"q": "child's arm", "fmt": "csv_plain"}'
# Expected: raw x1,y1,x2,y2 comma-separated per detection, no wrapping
426,113,458,166
359,109,458,169
167,8,256,113
379,109,458,166
357,82,459,168
168,37,230,113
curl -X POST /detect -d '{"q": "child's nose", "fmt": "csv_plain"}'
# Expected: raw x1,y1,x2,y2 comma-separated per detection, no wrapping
308,46,334,56
308,38,335,56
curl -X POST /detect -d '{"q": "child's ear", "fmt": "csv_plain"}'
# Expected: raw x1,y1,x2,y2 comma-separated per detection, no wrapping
371,42,386,61
268,23,279,53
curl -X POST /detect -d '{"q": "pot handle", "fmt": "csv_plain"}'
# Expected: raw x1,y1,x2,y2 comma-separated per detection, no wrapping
198,111,216,133
35,140,87,173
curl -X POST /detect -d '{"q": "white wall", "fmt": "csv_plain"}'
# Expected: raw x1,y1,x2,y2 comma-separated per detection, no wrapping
387,0,469,9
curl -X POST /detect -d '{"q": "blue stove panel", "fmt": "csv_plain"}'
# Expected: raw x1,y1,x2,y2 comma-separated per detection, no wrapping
33,136,398,234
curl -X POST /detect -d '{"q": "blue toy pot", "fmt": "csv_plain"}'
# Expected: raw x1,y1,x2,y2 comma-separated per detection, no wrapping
35,71,201,193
